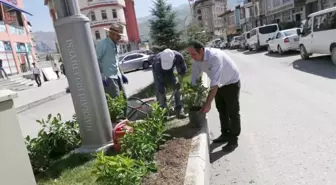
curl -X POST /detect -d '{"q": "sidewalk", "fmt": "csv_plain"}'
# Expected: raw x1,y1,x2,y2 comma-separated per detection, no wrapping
15,77,69,113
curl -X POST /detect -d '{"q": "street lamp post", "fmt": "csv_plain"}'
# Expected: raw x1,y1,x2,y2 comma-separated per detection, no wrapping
53,0,113,152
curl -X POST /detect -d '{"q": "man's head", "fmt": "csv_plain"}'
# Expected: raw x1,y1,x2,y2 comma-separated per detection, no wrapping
105,23,124,43
160,49,175,70
32,63,36,67
187,40,205,61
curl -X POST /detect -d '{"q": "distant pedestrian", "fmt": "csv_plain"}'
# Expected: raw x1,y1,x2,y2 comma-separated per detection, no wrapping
96,23,128,99
32,63,42,87
0,59,8,79
53,63,60,79
187,40,241,152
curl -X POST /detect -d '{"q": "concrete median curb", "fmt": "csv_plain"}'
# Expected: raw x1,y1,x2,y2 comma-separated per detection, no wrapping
183,72,211,185
16,90,67,114
184,118,211,185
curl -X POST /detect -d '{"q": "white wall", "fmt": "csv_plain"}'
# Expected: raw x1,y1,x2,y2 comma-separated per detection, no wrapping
81,6,126,24
78,0,125,9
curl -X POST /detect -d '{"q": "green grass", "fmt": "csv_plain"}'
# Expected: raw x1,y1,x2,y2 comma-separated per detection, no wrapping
36,154,98,185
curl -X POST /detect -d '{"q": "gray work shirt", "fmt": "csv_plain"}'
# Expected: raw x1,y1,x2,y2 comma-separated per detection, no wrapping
191,48,240,88
152,50,187,93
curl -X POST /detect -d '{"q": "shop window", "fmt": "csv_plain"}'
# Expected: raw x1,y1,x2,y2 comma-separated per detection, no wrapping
16,43,26,52
3,41,12,51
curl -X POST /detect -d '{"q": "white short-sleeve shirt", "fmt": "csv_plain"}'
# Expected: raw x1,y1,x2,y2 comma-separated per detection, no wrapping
191,48,240,88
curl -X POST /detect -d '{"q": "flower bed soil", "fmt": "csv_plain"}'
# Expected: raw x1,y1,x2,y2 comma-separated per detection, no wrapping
142,118,200,185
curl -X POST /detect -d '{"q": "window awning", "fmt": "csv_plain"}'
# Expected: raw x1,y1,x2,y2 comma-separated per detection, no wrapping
0,0,33,16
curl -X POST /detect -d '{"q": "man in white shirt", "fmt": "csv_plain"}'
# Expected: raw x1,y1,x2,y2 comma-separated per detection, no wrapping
32,63,42,87
187,40,241,152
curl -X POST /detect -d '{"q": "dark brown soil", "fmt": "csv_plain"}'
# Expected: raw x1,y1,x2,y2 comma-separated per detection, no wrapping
142,119,201,185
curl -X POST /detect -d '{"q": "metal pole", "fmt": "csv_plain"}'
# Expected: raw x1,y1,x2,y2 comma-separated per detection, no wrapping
53,0,113,152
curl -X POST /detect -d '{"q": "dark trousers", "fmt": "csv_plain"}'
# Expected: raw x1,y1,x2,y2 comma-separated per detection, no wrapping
215,81,241,143
34,74,42,86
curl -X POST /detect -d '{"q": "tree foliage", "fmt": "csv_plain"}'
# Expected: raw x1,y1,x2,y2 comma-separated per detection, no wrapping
149,0,181,50
185,24,211,45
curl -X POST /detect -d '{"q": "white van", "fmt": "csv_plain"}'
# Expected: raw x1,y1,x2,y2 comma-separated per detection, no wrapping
249,24,280,51
297,6,336,65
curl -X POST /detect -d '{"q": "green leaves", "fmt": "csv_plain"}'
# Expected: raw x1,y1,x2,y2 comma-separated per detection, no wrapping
25,114,81,174
181,77,209,110
149,0,181,50
93,151,149,185
106,91,127,122
93,103,168,184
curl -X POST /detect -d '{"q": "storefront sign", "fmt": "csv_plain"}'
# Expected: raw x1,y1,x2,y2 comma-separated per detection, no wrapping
90,19,119,27
87,0,118,7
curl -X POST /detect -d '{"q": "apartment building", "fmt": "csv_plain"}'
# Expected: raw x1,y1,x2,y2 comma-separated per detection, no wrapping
193,0,227,36
0,0,36,76
265,0,336,27
44,0,140,54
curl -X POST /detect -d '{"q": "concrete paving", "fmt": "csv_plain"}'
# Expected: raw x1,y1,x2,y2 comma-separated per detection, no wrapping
209,50,336,185
18,69,154,138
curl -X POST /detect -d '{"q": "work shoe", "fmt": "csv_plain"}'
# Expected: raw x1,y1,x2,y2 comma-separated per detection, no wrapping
222,142,238,153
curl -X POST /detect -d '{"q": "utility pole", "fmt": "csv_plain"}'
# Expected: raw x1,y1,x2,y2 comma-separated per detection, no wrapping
53,0,113,153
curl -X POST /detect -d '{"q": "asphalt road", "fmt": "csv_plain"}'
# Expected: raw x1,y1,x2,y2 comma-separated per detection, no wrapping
209,50,336,185
18,69,154,138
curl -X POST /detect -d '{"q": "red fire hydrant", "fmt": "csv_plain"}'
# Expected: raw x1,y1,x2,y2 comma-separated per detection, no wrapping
112,119,133,153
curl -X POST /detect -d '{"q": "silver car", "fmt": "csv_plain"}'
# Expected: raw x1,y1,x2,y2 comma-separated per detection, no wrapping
119,53,151,72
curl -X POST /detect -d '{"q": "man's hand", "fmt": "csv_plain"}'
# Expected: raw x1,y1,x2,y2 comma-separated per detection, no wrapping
200,102,211,113
122,74,128,84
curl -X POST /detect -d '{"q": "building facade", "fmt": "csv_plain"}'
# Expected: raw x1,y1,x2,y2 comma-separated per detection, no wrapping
265,0,336,27
193,0,226,36
45,0,140,54
0,0,36,76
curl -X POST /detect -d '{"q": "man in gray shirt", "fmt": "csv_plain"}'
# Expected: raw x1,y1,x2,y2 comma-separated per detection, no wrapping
187,40,241,152
152,48,187,119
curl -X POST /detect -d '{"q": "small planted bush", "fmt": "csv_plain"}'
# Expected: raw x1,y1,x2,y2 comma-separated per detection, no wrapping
181,77,208,111
93,103,168,184
93,152,155,185
106,91,127,122
25,114,81,174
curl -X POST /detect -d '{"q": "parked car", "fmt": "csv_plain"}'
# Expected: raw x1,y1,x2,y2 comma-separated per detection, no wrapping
240,32,250,50
230,36,241,49
119,53,151,72
267,28,301,55
220,41,228,49
249,24,280,51
297,6,336,65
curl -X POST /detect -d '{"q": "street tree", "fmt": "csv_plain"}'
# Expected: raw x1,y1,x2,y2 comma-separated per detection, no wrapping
149,0,181,50
185,23,210,45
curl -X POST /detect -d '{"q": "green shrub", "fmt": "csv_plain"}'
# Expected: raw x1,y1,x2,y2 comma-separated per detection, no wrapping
93,103,168,184
106,91,127,122
120,103,168,161
181,77,208,111
25,114,81,174
93,151,155,185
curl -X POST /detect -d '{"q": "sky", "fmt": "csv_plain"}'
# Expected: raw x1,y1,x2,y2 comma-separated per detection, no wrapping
22,0,237,32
